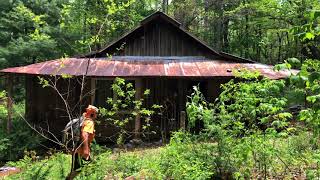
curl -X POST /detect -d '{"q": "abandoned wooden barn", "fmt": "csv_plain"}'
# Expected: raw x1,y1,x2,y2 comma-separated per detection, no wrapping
0,11,293,141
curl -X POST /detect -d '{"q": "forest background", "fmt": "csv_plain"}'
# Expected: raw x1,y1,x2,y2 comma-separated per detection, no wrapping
1,0,318,69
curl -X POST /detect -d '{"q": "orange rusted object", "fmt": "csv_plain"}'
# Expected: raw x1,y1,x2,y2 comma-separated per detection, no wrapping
0,167,21,177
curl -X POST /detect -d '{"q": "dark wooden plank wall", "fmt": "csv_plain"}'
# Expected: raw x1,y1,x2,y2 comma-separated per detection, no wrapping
144,78,179,138
143,77,231,137
25,75,231,141
207,78,233,102
100,19,217,58
92,78,184,140
26,76,91,136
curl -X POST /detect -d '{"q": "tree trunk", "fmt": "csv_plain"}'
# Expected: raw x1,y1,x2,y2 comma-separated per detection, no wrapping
6,75,13,134
162,0,168,13
222,19,229,52
213,0,224,51
277,32,282,63
134,78,143,139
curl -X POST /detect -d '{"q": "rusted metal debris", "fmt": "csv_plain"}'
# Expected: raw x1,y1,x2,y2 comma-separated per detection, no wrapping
0,166,21,177
0,57,297,79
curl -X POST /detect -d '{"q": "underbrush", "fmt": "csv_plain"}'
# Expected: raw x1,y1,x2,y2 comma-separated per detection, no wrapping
211,131,320,179
5,131,320,179
5,153,70,179
4,132,216,179
0,102,42,163
76,133,216,179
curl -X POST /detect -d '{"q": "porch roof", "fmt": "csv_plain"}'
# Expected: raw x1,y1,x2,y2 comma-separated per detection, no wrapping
0,56,296,79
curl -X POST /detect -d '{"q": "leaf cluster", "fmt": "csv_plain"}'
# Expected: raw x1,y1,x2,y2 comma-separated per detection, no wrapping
99,77,161,145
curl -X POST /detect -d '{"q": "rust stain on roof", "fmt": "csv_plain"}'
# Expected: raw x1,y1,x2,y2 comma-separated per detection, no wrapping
0,57,297,79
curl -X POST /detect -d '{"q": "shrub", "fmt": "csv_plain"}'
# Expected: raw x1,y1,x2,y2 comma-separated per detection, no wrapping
213,72,292,136
75,150,113,180
158,132,215,179
6,153,70,180
0,101,42,162
77,132,215,179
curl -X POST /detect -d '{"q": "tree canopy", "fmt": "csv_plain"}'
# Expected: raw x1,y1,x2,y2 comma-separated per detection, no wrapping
1,0,320,68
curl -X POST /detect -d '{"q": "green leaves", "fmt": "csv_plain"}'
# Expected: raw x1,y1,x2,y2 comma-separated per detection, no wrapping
306,95,320,103
186,85,213,129
186,69,293,137
304,32,315,40
284,59,320,146
143,89,150,95
61,73,73,79
216,74,290,135
232,68,261,80
59,0,141,53
0,1,62,67
298,109,313,121
308,10,320,21
274,62,291,71
291,9,320,43
99,78,161,145
287,58,301,68
37,76,49,88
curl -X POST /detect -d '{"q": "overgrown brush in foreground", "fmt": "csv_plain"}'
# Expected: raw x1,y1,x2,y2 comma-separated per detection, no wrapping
183,60,320,179
5,131,320,179
6,60,320,179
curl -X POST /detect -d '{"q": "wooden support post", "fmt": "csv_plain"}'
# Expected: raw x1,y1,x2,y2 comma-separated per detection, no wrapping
177,79,184,130
180,111,186,131
90,78,96,105
6,75,13,134
134,78,143,139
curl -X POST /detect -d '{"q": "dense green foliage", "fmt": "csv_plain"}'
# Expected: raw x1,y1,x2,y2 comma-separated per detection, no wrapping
1,0,320,68
213,71,292,136
0,0,157,69
0,98,42,163
0,0,160,116
170,0,320,64
6,153,70,179
0,1,65,68
182,64,320,178
293,61,320,123
5,131,320,179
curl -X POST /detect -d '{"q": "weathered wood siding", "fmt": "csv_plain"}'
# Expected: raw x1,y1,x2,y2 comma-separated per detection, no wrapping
25,75,231,141
26,76,91,136
95,19,218,58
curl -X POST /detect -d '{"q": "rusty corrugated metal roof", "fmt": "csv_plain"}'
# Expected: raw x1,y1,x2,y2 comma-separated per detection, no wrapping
0,57,296,79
